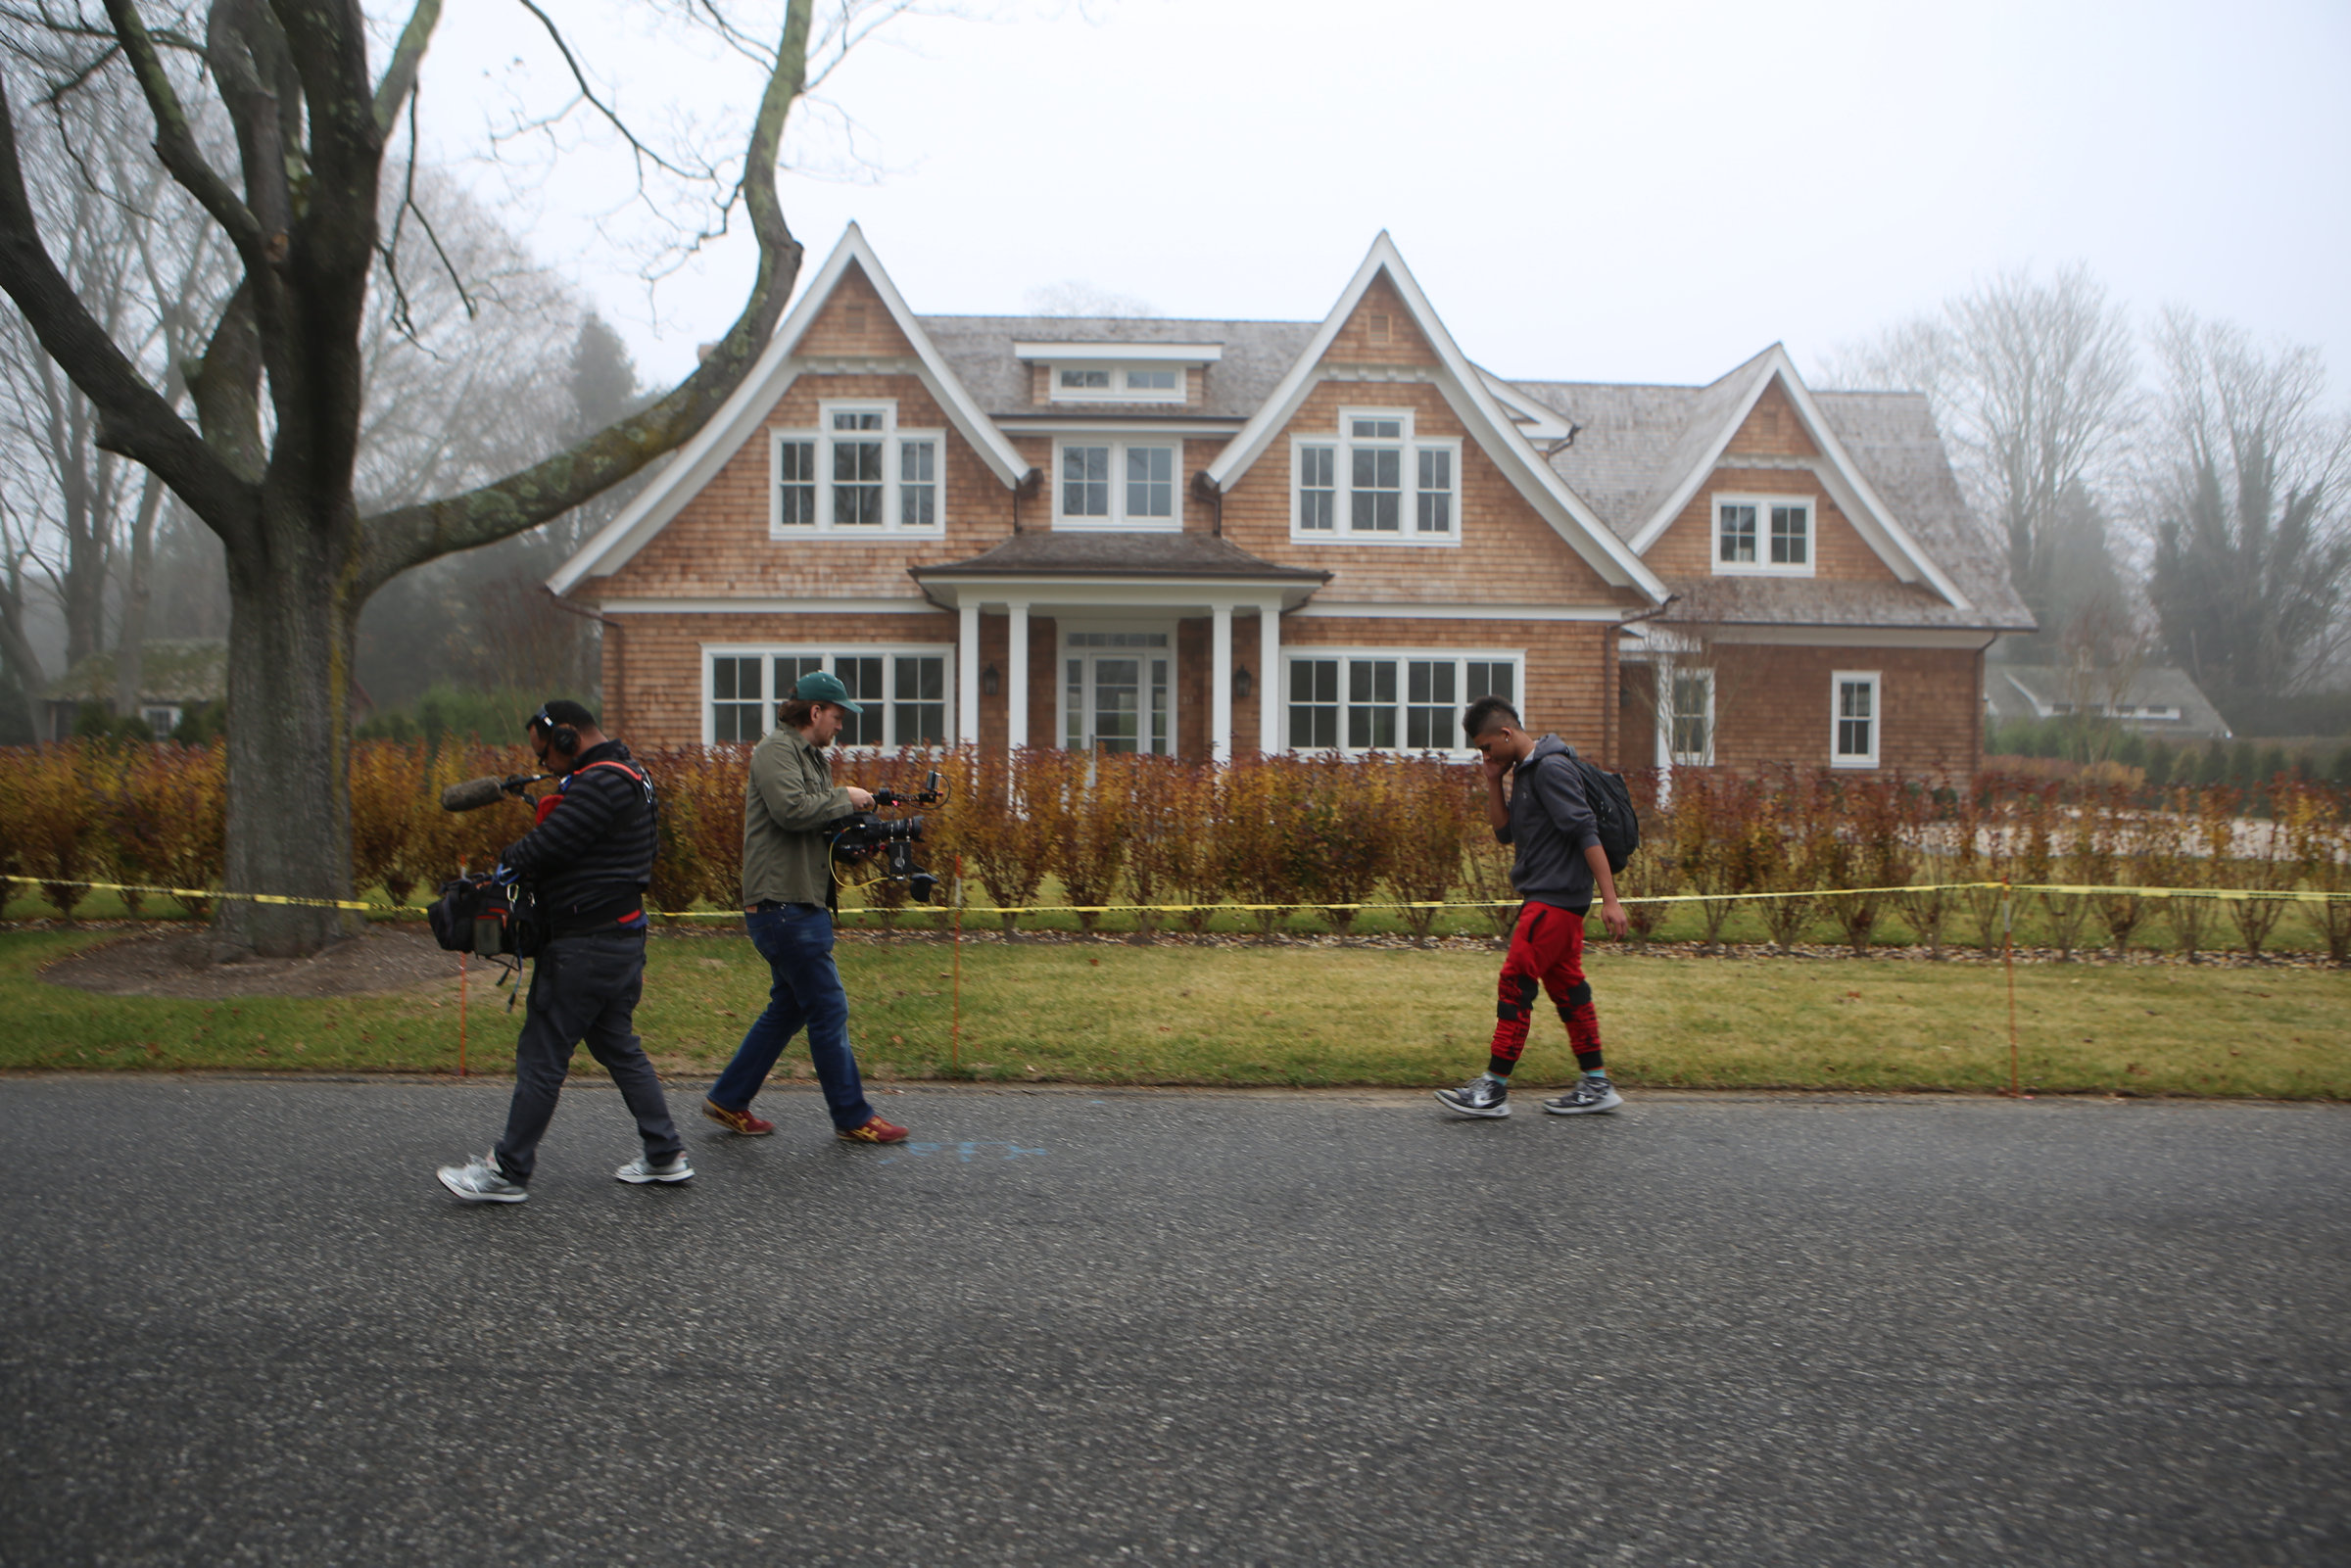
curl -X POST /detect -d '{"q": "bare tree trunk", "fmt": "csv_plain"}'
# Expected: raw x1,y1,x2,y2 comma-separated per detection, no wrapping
112,469,164,720
214,493,362,956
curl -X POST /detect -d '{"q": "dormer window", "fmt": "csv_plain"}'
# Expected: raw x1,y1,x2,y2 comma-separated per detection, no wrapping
1054,439,1180,531
1712,493,1814,577
1016,342,1221,407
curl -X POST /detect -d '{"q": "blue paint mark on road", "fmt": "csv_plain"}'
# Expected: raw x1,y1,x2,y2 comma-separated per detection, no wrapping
877,1140,1048,1165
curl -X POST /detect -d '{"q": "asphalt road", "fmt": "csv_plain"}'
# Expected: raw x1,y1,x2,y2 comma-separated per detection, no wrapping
1,1077,2344,1566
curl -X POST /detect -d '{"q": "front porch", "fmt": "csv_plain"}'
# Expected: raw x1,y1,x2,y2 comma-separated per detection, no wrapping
912,533,1327,762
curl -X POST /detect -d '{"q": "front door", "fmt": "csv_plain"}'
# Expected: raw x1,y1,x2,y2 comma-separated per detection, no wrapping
1063,630,1173,754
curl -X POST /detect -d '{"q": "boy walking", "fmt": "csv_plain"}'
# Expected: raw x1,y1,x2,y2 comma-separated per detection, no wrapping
1437,696,1630,1119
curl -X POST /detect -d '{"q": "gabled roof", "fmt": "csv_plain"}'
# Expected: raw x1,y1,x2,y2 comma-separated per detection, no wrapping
1619,345,1970,608
1201,234,1667,601
549,225,1033,595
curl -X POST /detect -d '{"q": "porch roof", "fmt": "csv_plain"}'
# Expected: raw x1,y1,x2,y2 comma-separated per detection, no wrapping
908,531,1328,613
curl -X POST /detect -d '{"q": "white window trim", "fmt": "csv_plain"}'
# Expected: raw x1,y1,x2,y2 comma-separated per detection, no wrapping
1277,646,1523,757
1051,437,1184,532
1047,363,1188,405
701,643,958,748
1657,664,1715,767
768,400,948,538
1288,406,1463,547
1831,669,1881,769
1056,621,1179,755
1710,491,1816,578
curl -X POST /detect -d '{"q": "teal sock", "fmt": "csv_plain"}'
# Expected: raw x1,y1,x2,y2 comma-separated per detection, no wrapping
1584,1069,1608,1079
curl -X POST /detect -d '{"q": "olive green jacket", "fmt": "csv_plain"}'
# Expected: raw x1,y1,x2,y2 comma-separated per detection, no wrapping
741,725,855,908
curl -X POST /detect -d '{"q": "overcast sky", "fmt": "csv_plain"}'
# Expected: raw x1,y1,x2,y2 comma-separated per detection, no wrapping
418,0,2351,395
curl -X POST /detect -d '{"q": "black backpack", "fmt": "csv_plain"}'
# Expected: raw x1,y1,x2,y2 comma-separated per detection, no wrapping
1560,746,1641,875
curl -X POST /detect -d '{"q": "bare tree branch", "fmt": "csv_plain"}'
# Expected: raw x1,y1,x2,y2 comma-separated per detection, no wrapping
370,0,440,135
98,0,264,260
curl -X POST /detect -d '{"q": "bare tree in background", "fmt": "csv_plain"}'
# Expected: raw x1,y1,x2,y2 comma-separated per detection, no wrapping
2146,310,2351,713
1820,265,2138,646
0,0,901,956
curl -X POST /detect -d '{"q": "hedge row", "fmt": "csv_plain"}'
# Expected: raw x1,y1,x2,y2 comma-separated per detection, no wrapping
1,742,2346,962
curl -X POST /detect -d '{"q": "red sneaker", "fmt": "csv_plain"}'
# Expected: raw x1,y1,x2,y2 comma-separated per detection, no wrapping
837,1115,909,1145
702,1100,775,1137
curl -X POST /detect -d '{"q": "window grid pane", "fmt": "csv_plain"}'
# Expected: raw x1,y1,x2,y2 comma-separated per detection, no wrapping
1060,368,1110,388
1289,658,1339,749
1404,659,1458,749
899,441,936,531
1837,679,1875,759
1351,447,1401,532
834,439,884,526
1126,368,1176,391
712,656,764,742
1126,446,1175,519
1346,659,1398,748
1299,446,1336,531
1415,449,1452,534
778,440,817,526
1670,671,1712,763
1062,446,1110,517
1719,503,1757,563
1466,662,1514,706
835,656,886,745
892,655,946,746
1771,504,1807,565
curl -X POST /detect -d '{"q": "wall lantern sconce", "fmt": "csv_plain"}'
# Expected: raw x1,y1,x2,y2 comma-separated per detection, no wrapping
982,663,1000,696
1233,666,1254,703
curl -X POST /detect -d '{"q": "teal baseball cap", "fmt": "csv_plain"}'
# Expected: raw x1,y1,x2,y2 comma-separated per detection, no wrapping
793,668,863,714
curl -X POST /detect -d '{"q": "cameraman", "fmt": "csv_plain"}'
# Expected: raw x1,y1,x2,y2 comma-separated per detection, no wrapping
436,699,692,1202
701,670,909,1146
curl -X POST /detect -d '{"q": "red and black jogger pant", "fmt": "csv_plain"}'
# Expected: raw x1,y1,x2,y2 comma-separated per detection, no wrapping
1490,900,1603,1070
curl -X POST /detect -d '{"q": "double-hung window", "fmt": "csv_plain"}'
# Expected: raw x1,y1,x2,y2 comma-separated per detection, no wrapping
1831,671,1880,768
1292,408,1461,545
768,402,944,537
1659,667,1714,766
1284,650,1518,755
704,646,954,747
1055,440,1180,530
1713,493,1814,576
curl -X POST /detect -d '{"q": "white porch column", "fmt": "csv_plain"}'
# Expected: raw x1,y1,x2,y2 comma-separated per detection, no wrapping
1210,602,1233,764
957,598,981,745
1006,599,1031,750
1257,603,1281,756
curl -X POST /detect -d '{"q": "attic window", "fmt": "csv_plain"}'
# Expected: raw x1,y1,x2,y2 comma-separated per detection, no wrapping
1367,312,1392,345
1712,493,1815,578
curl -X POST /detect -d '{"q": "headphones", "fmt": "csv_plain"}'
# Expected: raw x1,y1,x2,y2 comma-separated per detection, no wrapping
531,703,580,757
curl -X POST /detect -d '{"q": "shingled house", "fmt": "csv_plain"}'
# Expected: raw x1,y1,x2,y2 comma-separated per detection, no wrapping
549,227,2030,776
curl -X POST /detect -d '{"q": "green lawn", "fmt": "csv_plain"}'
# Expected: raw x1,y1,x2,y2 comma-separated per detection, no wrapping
4,927,2344,1099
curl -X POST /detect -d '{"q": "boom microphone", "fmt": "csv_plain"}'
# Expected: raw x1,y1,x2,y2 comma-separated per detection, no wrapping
439,773,547,812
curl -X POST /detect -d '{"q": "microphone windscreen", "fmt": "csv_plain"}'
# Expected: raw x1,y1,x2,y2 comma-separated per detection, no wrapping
439,775,508,812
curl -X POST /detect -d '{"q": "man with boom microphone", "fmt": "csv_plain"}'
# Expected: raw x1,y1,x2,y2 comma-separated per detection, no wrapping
701,669,909,1146
436,699,692,1202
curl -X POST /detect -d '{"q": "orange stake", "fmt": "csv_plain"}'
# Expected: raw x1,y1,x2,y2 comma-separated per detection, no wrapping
2002,879,2020,1098
950,854,964,1074
457,950,469,1078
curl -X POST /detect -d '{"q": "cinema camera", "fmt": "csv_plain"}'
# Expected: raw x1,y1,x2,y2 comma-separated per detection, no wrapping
828,769,947,904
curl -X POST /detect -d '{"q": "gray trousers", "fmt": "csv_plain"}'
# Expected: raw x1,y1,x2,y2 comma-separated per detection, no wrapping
493,929,682,1181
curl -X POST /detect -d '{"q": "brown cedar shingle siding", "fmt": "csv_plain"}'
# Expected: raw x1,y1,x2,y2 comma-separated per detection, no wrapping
1644,468,1898,583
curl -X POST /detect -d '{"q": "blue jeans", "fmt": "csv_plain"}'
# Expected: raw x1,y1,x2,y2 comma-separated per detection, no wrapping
707,904,874,1131
494,929,681,1182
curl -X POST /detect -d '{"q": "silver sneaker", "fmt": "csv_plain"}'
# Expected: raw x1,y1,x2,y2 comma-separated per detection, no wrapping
615,1152,695,1185
438,1152,528,1203
1543,1076,1624,1116
1434,1073,1511,1118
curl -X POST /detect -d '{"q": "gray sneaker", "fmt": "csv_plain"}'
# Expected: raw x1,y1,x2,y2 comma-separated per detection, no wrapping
438,1152,528,1203
1434,1073,1511,1118
1543,1076,1624,1116
615,1152,695,1185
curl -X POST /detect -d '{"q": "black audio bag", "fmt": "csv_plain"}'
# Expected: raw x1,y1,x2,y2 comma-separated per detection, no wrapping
426,874,545,959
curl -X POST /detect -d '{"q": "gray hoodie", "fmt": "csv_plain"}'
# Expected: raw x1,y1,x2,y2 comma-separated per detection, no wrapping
1494,734,1599,912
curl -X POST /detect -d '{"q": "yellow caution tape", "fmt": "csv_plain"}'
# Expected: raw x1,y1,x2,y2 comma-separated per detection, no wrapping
9,875,2349,922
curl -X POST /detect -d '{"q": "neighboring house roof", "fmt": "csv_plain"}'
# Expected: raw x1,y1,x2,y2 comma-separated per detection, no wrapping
1985,663,2231,740
549,224,1036,596
1202,233,1667,600
1512,371,2035,634
43,640,225,704
910,532,1329,582
924,317,1319,420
